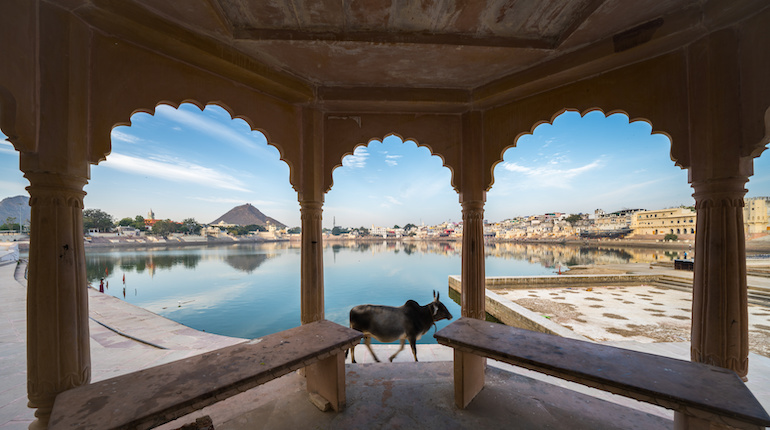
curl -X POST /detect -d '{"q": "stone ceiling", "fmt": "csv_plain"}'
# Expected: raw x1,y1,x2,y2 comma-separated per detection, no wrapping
74,0,705,93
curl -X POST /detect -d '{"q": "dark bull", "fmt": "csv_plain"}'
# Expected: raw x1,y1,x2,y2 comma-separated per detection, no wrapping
348,290,453,363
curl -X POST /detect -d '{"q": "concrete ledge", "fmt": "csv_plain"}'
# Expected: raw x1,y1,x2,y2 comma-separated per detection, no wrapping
481,274,660,289
448,276,589,341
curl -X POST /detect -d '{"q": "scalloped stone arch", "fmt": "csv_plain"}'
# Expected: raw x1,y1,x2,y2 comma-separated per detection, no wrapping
0,85,18,147
326,132,457,195
749,106,770,159
103,100,297,191
488,107,678,193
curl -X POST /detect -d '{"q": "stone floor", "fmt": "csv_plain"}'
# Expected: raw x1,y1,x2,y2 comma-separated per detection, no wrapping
498,284,770,357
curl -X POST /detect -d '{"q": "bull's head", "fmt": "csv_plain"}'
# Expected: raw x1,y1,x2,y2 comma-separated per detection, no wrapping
431,290,453,322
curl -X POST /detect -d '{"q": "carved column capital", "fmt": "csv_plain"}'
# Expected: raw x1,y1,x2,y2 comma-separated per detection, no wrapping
25,171,88,207
461,200,485,219
300,200,323,220
691,177,748,209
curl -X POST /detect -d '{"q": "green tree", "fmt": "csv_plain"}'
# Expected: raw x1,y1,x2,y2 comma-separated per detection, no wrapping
565,214,582,224
403,223,417,231
181,218,202,234
287,226,301,234
2,217,20,231
663,233,678,241
151,220,177,237
117,217,134,227
132,215,146,230
224,224,257,236
83,209,114,233
393,224,400,229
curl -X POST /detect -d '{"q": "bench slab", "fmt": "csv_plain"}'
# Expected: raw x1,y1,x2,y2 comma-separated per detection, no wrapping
50,320,361,430
435,317,770,428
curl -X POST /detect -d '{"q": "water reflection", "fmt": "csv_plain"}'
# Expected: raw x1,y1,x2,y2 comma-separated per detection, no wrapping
224,253,269,273
82,241,691,340
85,244,292,282
86,251,203,281
321,240,687,268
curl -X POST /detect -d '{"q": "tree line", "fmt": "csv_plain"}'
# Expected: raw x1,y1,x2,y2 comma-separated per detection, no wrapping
0,217,23,232
82,209,302,237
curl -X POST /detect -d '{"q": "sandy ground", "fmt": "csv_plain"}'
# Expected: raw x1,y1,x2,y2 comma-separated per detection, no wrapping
498,284,770,357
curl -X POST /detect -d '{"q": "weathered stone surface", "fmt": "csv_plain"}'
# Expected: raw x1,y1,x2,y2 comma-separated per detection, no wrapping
435,318,770,429
49,320,361,430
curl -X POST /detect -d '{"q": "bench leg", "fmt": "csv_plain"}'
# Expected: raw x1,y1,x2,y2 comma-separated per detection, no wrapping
454,350,485,409
306,352,346,412
674,411,762,430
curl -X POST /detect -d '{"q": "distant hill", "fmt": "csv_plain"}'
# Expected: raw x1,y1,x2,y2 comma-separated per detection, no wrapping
210,204,286,228
0,195,30,227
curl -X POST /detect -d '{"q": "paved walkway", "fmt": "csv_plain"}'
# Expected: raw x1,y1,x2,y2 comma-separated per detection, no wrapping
2,259,770,429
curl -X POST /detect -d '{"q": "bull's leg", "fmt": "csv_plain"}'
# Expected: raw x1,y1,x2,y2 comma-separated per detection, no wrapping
349,341,357,364
389,339,406,362
408,337,418,362
364,336,381,362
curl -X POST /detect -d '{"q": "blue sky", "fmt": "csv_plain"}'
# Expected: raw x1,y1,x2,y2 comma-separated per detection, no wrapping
1,105,768,228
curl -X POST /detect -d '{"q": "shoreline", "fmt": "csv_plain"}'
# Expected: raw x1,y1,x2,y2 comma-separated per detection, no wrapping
9,235,770,253
8,237,770,253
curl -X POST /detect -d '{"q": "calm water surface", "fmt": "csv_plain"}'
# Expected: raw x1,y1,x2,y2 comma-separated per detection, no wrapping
84,241,688,342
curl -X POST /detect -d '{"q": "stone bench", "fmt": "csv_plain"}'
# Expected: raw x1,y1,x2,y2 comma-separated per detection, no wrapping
50,320,361,430
435,317,770,430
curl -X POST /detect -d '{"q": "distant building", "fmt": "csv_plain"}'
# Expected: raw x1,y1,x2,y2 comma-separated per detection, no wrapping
144,209,160,227
630,207,696,237
594,208,645,231
744,197,770,236
579,208,643,238
116,226,139,237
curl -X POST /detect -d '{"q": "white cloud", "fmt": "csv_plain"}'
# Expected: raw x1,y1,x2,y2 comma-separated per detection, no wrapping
385,154,403,167
592,176,686,202
501,158,604,188
154,105,265,153
343,147,369,168
103,152,251,192
0,140,18,154
193,197,252,205
110,130,142,144
385,196,403,206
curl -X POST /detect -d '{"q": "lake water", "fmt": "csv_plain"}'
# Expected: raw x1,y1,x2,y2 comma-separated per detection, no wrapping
84,241,688,342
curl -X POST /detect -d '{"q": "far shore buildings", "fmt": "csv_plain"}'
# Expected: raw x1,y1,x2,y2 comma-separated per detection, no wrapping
629,207,697,239
485,201,770,241
745,197,770,237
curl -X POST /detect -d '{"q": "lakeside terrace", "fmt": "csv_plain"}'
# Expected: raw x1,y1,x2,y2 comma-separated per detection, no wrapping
2,258,769,429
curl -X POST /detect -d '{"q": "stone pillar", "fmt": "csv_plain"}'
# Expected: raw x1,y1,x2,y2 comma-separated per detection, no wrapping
690,177,750,379
455,199,487,408
25,171,91,430
300,200,324,324
461,199,486,320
